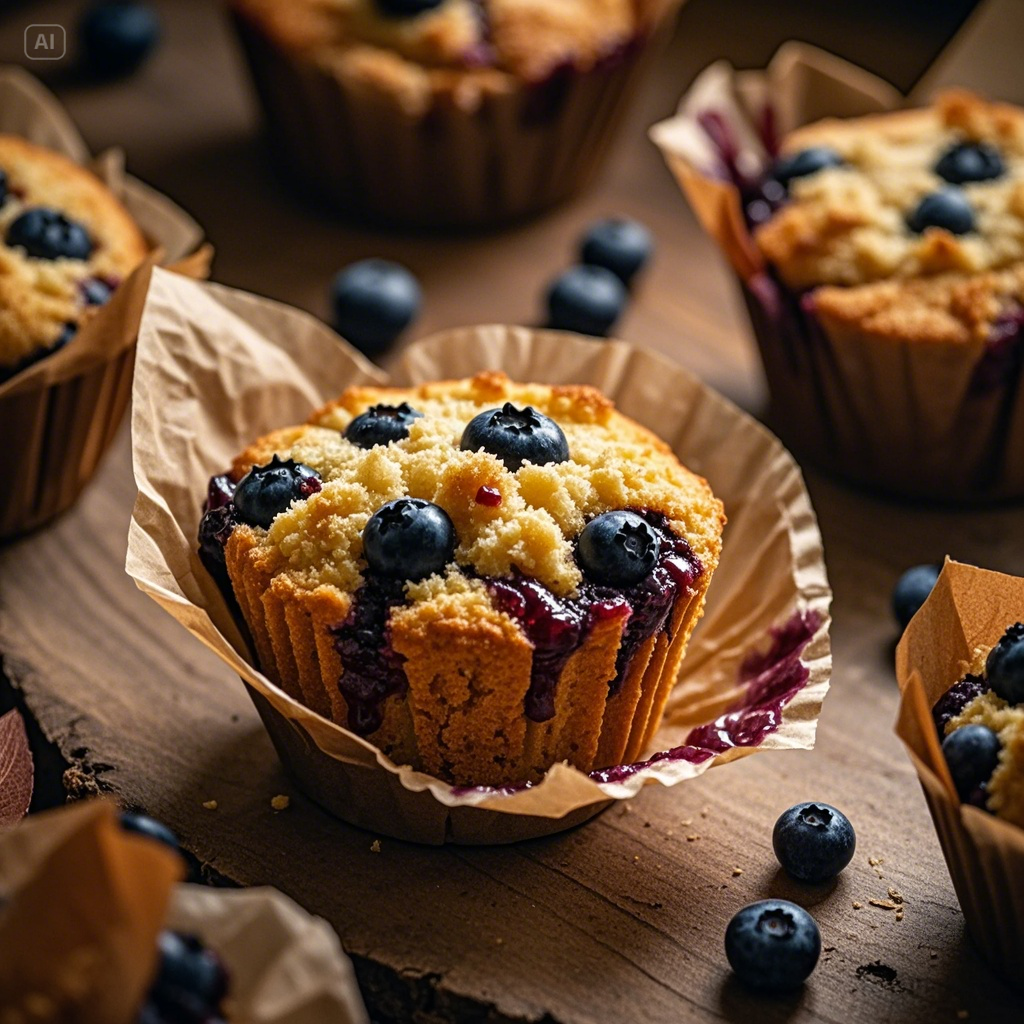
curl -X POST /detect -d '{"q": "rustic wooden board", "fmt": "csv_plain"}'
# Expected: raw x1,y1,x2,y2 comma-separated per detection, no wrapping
1,1,1020,1022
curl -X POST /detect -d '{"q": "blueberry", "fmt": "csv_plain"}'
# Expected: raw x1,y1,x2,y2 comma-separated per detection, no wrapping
935,141,1004,185
80,2,160,79
81,277,113,306
725,900,821,991
120,812,180,854
907,188,974,235
55,322,78,350
892,563,941,629
577,511,660,588
579,218,653,285
772,802,856,883
0,169,7,207
363,498,455,581
772,147,843,190
546,264,626,337
150,930,228,1012
233,455,321,529
460,403,570,472
331,259,421,357
375,0,445,14
942,724,1001,801
985,622,1024,705
6,208,93,260
345,403,423,449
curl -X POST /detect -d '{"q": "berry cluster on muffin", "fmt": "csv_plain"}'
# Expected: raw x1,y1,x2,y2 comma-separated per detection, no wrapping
933,622,1024,828
199,372,724,786
0,134,148,379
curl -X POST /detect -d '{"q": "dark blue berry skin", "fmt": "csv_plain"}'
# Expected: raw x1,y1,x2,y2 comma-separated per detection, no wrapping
577,511,660,588
0,169,7,207
233,456,321,529
120,812,180,854
461,403,570,472
935,141,1004,185
149,930,229,1018
331,259,421,357
375,0,444,15
81,277,113,306
580,218,653,285
363,498,456,581
345,403,423,449
986,622,1024,705
546,264,626,337
6,207,93,260
892,564,941,629
725,900,821,991
80,2,161,79
772,147,843,190
773,802,856,883
907,188,974,235
942,725,1002,802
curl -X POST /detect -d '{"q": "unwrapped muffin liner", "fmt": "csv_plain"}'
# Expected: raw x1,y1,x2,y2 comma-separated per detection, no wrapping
0,800,369,1022
895,560,1024,988
126,268,831,844
651,43,1024,502
0,67,211,539
229,0,682,228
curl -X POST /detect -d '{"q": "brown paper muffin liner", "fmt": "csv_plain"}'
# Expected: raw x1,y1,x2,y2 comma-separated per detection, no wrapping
0,801,370,1021
651,43,1024,502
895,560,1024,988
229,0,682,228
0,67,210,540
127,270,832,844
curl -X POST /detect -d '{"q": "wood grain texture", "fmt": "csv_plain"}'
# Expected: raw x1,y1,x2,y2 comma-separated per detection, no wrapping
0,1,1020,1022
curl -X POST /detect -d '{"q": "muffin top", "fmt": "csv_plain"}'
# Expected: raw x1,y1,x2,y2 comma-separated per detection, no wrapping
755,92,1024,291
0,135,148,372
233,0,662,101
206,372,724,603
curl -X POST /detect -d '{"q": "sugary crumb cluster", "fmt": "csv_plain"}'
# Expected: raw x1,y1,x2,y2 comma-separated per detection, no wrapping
0,135,148,369
227,372,724,602
756,92,1024,291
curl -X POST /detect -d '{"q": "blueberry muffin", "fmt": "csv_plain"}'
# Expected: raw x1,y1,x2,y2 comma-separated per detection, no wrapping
934,623,1024,828
0,134,148,380
199,372,725,786
229,0,680,226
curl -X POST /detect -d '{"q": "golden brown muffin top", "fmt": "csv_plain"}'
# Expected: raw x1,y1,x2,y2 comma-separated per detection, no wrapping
0,135,148,370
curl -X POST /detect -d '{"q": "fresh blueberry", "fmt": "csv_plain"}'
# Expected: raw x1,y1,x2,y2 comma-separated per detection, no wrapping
0,169,7,207
460,403,570,472
81,277,114,306
772,147,843,190
55,322,78,350
725,900,821,991
579,218,653,285
345,403,423,449
233,455,322,529
934,141,1004,185
150,930,229,1012
577,511,660,588
80,2,161,78
375,0,445,15
907,188,974,235
892,563,941,629
362,498,456,581
331,259,421,357
6,207,93,261
942,724,1001,801
772,802,856,883
985,622,1024,705
120,812,180,854
546,264,626,337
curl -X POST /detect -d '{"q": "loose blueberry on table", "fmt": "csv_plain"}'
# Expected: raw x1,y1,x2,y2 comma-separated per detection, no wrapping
545,263,627,337
331,258,422,357
345,402,424,449
460,403,570,472
725,900,821,991
773,802,856,884
80,2,161,79
891,563,941,630
579,217,653,286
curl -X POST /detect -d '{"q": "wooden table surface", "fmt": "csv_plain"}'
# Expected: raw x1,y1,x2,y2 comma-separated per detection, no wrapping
2,2,1022,1022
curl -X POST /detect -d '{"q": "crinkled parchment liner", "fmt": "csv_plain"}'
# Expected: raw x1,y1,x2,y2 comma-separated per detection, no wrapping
126,268,831,844
895,560,1024,987
0,66,211,538
0,800,369,1022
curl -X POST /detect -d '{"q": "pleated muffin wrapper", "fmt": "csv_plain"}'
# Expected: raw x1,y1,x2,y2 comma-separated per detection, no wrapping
228,0,683,228
651,43,1024,502
0,800,370,1023
895,560,1024,989
126,268,832,845
0,66,211,540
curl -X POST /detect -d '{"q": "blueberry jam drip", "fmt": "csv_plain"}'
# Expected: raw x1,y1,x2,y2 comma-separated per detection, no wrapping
970,306,1024,395
932,673,987,733
197,475,239,586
